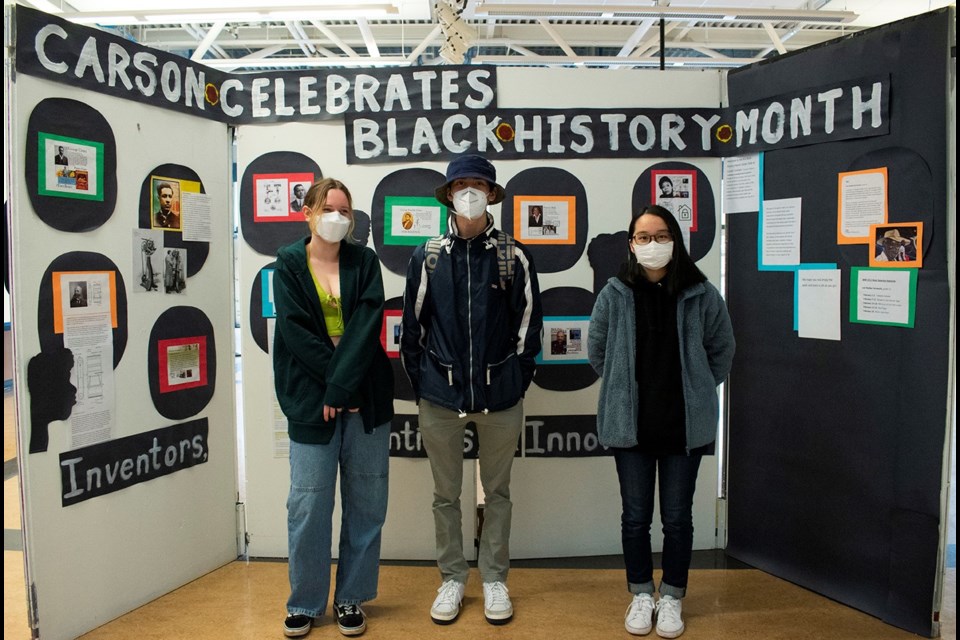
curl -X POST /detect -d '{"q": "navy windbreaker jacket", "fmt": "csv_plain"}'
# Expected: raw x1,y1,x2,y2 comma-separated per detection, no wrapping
400,215,543,414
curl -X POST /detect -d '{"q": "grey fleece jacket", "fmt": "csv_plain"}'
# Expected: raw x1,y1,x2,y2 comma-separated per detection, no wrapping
588,276,735,452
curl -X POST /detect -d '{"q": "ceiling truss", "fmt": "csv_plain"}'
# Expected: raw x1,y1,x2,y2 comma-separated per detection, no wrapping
20,1,869,71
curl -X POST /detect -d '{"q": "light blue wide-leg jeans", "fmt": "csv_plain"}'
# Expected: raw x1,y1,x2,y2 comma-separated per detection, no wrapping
286,413,390,618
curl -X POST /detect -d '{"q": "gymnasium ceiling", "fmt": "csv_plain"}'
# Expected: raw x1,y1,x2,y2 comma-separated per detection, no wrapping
14,0,954,71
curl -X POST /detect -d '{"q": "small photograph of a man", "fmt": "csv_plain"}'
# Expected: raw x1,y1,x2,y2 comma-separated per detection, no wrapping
875,228,913,262
54,145,69,166
551,327,568,355
69,281,88,308
152,179,182,230
290,182,307,212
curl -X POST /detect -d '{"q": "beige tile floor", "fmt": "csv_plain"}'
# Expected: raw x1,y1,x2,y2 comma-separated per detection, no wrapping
4,389,956,639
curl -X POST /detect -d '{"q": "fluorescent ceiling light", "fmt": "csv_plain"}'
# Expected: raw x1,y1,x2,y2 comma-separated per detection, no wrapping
64,4,399,26
24,0,65,13
472,4,858,23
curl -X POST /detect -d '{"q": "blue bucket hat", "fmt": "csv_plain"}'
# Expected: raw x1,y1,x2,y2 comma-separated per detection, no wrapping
435,155,506,207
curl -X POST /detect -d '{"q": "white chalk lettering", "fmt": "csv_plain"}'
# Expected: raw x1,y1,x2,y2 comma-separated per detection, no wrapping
383,74,412,111
442,114,472,153
300,76,321,115
569,115,594,154
251,77,270,117
132,52,158,97
35,24,69,74
661,113,686,151
601,113,627,151
852,82,883,130
762,101,785,144
220,78,244,117
355,74,381,112
160,61,181,104
326,74,351,114
273,78,294,116
75,36,105,83
513,115,542,152
107,42,132,90
790,96,812,140
817,88,843,134
628,115,655,151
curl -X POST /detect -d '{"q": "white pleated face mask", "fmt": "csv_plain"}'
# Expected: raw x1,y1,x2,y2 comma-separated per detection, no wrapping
452,187,488,220
633,241,674,270
314,211,351,243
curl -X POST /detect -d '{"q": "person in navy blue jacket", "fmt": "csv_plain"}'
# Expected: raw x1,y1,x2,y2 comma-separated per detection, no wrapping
401,155,542,627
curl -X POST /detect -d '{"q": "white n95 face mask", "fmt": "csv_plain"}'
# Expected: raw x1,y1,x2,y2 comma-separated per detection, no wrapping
633,241,674,270
452,187,488,220
314,211,351,243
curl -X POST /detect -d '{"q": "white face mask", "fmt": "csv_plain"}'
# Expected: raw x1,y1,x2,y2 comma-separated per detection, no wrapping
314,211,351,243
633,240,674,270
452,187,488,220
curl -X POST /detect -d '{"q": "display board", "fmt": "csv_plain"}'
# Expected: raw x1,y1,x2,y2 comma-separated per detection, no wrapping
724,9,954,637
236,67,725,560
9,73,237,639
13,6,953,639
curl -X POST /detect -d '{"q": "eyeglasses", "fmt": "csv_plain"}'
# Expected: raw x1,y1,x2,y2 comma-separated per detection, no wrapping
631,232,673,245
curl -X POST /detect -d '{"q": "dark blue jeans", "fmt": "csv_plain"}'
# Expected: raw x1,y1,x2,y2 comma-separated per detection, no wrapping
613,448,702,599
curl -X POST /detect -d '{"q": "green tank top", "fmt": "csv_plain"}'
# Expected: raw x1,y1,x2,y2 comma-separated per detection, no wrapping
307,253,344,337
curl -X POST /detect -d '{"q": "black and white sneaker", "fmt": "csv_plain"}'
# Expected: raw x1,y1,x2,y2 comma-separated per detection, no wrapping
334,603,367,636
283,614,313,638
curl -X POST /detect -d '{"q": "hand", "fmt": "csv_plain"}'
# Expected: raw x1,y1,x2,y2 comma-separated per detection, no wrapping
323,405,343,422
348,407,360,413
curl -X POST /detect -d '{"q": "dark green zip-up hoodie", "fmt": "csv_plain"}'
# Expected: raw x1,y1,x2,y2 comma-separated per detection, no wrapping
272,237,394,444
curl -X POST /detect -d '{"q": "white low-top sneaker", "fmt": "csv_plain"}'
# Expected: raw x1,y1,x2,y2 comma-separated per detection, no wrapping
482,581,514,625
655,595,685,638
625,593,655,635
430,580,465,624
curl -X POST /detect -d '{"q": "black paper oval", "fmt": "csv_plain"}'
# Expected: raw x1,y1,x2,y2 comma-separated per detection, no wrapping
25,98,118,232
147,306,217,420
37,252,127,367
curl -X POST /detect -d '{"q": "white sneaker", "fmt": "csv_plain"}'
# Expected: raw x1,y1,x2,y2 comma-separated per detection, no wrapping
482,581,514,624
655,595,685,638
430,580,465,624
625,593,655,635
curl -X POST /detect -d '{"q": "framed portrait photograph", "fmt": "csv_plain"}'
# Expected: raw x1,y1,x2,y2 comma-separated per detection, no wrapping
384,196,446,245
150,176,184,231
158,336,209,393
651,169,697,231
380,309,403,358
38,132,104,201
513,195,577,245
52,270,118,334
253,172,315,222
868,222,922,268
536,316,590,364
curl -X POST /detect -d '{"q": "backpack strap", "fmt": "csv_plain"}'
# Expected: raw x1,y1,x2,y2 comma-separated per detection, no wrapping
496,233,516,287
424,233,515,288
424,237,445,276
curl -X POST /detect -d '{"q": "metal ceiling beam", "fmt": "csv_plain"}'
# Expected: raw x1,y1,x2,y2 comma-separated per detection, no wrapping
189,20,227,61
471,4,857,23
307,19,360,57
356,17,381,57
762,21,787,54
405,24,443,63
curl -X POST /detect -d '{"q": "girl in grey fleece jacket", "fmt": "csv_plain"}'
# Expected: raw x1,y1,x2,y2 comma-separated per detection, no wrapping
588,205,734,639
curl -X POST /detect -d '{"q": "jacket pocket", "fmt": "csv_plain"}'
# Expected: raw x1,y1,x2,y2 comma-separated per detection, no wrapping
485,352,521,401
421,350,457,397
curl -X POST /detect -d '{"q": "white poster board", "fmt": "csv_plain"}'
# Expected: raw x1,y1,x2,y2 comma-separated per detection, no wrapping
237,67,724,563
10,74,238,640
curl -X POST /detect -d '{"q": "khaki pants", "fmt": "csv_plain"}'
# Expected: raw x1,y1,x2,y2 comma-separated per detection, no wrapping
419,400,524,584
